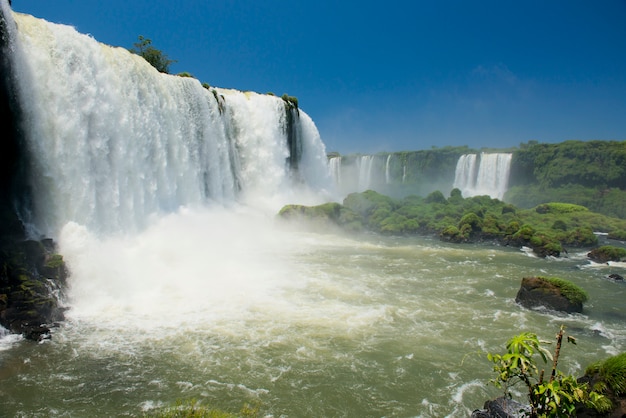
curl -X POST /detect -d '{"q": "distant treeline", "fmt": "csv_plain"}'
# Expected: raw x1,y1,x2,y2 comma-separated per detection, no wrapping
507,140,626,219
510,140,626,189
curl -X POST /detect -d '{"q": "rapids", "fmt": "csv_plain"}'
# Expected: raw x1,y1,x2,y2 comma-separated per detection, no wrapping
0,225,625,416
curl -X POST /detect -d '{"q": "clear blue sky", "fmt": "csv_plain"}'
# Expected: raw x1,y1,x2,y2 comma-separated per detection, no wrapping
11,0,626,154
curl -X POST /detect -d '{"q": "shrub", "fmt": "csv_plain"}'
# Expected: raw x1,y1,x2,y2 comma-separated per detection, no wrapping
441,225,463,242
281,94,298,109
459,212,483,232
487,326,607,417
608,230,626,241
561,226,597,247
514,224,535,240
535,202,589,214
129,35,176,73
425,190,446,204
448,188,464,205
502,204,516,215
551,220,567,231
177,72,194,78
506,221,521,235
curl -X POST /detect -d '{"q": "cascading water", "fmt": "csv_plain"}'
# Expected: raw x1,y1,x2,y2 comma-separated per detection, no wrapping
453,153,512,200
384,154,390,184
328,155,342,185
357,154,374,191
8,11,331,236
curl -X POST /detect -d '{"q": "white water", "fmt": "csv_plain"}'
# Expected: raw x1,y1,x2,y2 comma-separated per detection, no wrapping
328,156,342,185
385,154,392,184
6,6,337,368
453,153,512,200
357,155,374,191
10,11,331,237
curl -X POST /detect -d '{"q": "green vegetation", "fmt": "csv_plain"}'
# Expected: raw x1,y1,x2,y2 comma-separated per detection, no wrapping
512,140,626,189
279,189,626,257
486,326,608,417
177,72,194,78
587,245,626,263
281,94,298,109
539,277,588,305
144,399,258,418
507,140,626,218
129,35,176,73
585,353,626,397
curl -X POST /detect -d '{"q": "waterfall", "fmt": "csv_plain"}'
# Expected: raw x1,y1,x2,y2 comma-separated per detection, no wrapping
453,153,512,200
453,154,478,192
384,154,392,184
5,11,331,236
357,155,374,191
329,156,341,185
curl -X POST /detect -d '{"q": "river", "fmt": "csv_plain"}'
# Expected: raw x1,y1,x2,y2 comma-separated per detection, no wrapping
1,209,624,417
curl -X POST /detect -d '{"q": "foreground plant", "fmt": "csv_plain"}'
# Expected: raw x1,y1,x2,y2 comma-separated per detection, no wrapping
487,325,608,417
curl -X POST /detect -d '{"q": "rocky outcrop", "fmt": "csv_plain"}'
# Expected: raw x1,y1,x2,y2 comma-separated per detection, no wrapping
0,226,67,340
515,276,586,313
471,397,529,418
587,245,626,264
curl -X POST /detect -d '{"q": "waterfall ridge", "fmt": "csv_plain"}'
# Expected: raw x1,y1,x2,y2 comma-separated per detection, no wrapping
8,12,330,236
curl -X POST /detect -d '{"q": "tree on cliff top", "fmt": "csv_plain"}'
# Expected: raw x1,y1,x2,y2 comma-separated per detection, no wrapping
129,35,176,74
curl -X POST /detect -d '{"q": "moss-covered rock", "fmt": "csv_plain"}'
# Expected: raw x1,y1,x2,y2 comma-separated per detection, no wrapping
0,236,67,340
515,276,588,313
278,202,364,232
587,246,626,263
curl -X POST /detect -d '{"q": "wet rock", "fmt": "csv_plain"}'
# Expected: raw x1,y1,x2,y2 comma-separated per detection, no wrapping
471,397,529,418
0,237,67,341
515,276,584,313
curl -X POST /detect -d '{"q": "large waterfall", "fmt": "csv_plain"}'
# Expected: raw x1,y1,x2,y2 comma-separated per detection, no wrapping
5,11,331,237
453,153,512,200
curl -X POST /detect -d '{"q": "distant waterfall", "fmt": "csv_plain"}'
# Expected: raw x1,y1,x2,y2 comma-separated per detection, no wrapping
329,156,341,185
453,153,512,200
5,11,331,236
385,154,392,184
357,155,374,191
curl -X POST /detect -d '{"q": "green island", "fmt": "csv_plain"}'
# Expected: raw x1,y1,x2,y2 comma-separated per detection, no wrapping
278,189,626,259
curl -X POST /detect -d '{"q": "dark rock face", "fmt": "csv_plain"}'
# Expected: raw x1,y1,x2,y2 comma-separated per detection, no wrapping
471,397,529,418
0,231,67,340
515,277,583,313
